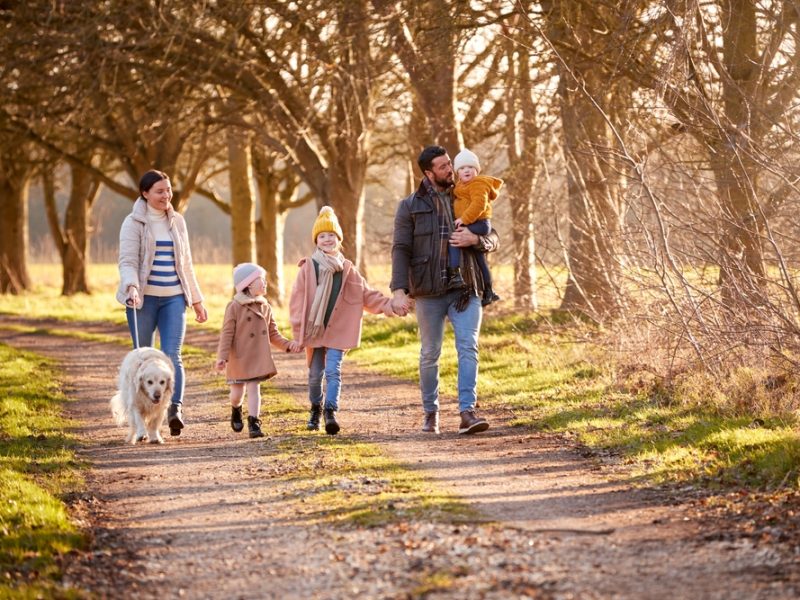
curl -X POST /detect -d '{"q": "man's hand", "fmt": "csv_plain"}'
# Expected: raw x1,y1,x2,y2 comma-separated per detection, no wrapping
391,289,410,316
287,340,302,353
450,226,479,248
215,358,226,372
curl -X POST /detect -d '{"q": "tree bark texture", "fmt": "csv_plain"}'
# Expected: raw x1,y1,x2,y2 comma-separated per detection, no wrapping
227,129,256,267
373,0,464,156
0,155,32,294
43,164,101,295
503,22,539,310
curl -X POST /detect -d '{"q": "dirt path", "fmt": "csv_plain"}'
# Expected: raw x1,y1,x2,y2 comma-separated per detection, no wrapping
1,315,798,599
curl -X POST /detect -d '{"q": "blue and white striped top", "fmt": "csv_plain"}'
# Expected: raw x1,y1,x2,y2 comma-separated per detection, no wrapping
144,209,184,298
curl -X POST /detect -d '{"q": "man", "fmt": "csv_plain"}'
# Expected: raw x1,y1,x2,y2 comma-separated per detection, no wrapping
390,145,499,435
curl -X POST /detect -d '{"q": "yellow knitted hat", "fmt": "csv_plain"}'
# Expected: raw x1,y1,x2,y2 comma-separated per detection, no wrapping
311,206,343,244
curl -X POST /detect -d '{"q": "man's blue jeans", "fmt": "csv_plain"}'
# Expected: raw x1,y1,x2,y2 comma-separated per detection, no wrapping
126,293,186,406
308,347,345,411
415,291,482,413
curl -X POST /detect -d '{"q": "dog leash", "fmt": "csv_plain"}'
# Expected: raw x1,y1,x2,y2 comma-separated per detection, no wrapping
130,299,140,349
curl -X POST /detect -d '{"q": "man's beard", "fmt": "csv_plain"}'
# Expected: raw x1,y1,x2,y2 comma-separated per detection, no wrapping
432,174,454,189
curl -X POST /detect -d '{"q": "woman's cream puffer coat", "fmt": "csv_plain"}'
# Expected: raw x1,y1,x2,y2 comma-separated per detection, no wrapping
116,198,204,309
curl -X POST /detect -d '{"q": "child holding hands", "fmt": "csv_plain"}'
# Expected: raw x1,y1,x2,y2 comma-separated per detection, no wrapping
216,262,301,438
289,207,400,435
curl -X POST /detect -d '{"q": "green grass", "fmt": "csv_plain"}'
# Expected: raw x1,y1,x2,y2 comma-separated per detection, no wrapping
355,312,800,490
0,344,87,598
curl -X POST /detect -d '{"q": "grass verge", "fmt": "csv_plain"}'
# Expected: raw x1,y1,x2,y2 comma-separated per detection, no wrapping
354,312,800,490
0,343,87,598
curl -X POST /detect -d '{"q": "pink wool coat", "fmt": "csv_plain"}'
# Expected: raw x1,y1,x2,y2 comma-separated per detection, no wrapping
216,295,292,381
289,257,393,364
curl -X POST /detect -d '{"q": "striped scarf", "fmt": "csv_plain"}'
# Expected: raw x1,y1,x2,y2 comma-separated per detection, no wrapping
423,178,454,287
422,178,484,311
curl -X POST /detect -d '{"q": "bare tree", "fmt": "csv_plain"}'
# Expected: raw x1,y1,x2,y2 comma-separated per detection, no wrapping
42,160,101,294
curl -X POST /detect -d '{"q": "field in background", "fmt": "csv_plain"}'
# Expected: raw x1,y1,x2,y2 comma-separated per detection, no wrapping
0,263,564,329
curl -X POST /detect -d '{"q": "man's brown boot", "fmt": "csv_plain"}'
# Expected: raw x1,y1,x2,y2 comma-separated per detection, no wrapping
422,411,440,434
458,410,489,435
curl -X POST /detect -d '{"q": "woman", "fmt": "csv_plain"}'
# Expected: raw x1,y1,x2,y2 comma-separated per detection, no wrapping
116,170,208,436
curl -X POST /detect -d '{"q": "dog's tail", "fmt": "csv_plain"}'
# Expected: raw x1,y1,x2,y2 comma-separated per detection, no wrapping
109,392,128,426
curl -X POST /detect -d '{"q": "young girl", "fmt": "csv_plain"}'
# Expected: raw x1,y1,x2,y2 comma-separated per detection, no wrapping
216,262,301,438
289,207,399,435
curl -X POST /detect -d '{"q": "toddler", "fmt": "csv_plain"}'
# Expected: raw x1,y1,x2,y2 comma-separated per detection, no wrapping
449,148,503,306
216,262,301,438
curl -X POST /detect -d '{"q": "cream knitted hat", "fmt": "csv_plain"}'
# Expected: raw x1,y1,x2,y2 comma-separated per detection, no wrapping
453,148,481,173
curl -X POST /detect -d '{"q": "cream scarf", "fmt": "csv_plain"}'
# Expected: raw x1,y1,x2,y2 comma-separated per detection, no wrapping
306,248,345,340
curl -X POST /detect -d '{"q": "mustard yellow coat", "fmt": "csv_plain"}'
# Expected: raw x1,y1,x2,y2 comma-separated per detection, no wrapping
453,175,504,225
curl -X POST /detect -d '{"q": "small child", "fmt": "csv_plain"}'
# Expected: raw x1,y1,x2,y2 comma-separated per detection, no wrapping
289,206,399,435
449,148,503,306
216,262,301,438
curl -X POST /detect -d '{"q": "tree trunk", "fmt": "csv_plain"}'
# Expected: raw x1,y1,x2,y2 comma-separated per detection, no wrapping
504,25,538,310
549,0,624,319
254,163,287,306
558,80,623,318
227,129,256,266
43,164,101,295
326,0,372,276
713,0,765,305
328,158,367,277
0,157,32,294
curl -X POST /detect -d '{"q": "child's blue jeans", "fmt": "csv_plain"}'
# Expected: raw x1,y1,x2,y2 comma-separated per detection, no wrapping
448,219,493,286
308,347,345,411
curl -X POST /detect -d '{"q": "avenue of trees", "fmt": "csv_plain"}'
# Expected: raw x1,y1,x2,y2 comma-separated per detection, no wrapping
3,1,800,398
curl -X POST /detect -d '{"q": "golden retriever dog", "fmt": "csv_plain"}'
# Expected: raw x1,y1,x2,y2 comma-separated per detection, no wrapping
110,347,175,444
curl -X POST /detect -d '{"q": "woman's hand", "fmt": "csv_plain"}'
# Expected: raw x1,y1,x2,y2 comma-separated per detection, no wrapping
193,302,208,323
215,358,226,372
287,340,302,353
126,286,140,307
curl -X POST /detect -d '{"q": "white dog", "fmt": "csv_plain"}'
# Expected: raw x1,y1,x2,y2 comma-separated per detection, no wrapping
110,347,175,444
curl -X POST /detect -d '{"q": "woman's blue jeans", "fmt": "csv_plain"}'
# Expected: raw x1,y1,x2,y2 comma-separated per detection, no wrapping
126,294,186,406
308,347,345,411
415,291,482,413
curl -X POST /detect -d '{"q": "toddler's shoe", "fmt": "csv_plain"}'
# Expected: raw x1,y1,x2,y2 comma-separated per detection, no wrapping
248,416,264,438
447,267,465,290
231,405,244,432
481,287,501,306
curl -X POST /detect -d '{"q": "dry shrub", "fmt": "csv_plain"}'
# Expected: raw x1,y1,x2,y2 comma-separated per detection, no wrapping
608,295,800,418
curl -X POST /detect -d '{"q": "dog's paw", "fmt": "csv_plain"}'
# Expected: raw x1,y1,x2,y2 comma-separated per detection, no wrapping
135,433,147,443
149,435,164,444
